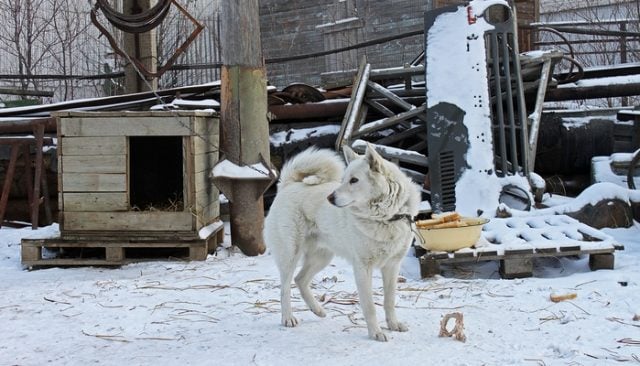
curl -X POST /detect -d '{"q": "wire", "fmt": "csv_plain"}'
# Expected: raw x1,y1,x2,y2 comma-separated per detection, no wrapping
96,0,173,34
119,36,274,179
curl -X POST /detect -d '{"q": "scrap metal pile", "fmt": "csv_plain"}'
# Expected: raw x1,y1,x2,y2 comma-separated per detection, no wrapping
267,1,564,218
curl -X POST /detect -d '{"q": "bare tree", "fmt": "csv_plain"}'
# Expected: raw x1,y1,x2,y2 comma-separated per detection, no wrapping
0,0,59,93
50,0,92,100
0,0,221,100
540,0,640,107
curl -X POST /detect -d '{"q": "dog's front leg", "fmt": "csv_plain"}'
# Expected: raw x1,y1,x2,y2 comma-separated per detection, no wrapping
353,265,387,341
381,261,408,332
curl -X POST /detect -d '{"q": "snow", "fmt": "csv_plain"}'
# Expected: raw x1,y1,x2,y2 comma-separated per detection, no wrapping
561,116,600,129
198,221,224,241
3,106,640,364
269,125,341,147
1,216,640,365
211,160,274,180
520,49,553,59
2,1,640,363
480,215,616,253
316,16,360,29
532,18,638,26
558,74,640,89
0,136,36,140
0,81,222,116
529,172,546,189
352,138,427,162
501,182,640,220
592,154,640,190
151,98,220,111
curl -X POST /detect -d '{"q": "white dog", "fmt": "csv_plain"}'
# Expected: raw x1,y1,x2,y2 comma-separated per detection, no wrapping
264,144,421,341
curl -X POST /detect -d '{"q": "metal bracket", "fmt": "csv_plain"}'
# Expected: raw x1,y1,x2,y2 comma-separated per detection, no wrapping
90,0,204,78
210,154,278,203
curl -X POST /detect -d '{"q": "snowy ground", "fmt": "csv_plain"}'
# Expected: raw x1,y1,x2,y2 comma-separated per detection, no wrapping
1,220,639,366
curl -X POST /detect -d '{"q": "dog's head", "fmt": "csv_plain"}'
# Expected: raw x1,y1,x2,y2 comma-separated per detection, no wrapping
327,143,421,219
327,144,412,216
327,146,383,207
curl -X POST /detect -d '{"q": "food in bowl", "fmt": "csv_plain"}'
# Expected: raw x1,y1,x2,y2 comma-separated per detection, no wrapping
416,212,488,252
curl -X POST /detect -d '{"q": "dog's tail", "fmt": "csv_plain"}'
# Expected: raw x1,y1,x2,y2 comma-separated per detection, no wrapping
278,147,344,189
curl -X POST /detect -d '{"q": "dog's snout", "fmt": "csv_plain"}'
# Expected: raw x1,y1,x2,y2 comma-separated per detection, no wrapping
327,192,335,205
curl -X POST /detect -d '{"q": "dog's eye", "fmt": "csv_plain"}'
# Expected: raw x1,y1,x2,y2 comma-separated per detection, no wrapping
349,177,359,184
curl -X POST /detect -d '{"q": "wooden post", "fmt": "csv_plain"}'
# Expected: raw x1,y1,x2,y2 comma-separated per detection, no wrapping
219,0,269,256
123,0,157,93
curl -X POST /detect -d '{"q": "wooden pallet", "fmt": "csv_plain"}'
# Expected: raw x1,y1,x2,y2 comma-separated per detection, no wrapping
21,223,224,268
418,246,619,279
417,215,624,279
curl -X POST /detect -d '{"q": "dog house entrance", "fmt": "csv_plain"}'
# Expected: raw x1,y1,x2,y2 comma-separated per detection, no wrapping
129,136,184,211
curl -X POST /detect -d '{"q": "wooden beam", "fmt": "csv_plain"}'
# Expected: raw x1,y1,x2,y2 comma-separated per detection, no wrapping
123,0,157,93
218,0,269,256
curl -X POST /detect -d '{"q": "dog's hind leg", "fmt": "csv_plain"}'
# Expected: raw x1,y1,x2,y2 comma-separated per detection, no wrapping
353,265,387,341
274,242,302,328
381,260,408,332
295,247,333,318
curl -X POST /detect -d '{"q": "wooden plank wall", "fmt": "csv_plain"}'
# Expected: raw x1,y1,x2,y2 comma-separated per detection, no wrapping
59,135,129,211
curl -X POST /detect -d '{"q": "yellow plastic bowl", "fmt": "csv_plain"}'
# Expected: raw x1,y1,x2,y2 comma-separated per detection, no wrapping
417,218,488,252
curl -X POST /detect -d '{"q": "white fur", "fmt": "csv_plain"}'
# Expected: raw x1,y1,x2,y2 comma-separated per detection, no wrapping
264,144,421,341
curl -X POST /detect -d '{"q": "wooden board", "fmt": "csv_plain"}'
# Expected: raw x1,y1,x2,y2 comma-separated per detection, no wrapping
62,211,193,231
60,116,195,137
21,223,224,267
193,200,220,228
54,110,216,118
60,136,126,156
63,192,128,212
62,173,127,192
62,155,126,174
194,169,212,196
193,117,220,142
193,151,219,174
419,246,619,279
58,231,201,241
193,133,219,154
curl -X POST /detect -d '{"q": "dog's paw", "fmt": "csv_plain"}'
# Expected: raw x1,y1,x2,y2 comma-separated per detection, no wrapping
370,330,389,342
310,306,326,318
282,315,299,327
387,320,409,332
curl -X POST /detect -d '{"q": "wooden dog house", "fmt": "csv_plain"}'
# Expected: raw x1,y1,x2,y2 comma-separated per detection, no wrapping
22,111,223,267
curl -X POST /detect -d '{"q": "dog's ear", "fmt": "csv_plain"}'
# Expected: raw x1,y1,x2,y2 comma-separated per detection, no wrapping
342,145,360,163
365,143,385,173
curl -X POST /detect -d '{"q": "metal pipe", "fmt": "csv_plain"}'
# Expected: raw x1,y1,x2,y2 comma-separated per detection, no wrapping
528,59,553,172
500,33,519,174
490,33,509,174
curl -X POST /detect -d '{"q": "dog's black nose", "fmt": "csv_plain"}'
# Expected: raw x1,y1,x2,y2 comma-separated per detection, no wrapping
327,192,335,205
